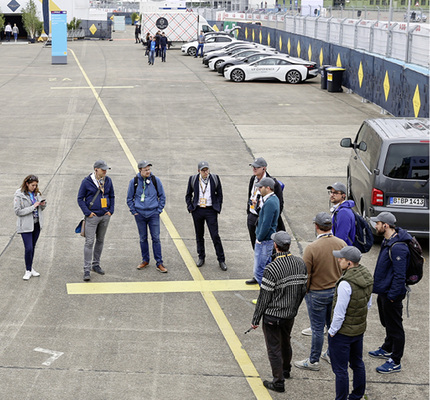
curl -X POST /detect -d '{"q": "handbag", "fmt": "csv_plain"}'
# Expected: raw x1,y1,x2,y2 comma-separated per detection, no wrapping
75,187,101,237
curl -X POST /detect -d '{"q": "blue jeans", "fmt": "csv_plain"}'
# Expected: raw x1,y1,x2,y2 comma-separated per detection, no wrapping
149,50,155,64
306,288,335,363
135,212,162,266
196,43,204,56
328,333,366,400
21,222,40,271
254,240,273,285
160,46,166,61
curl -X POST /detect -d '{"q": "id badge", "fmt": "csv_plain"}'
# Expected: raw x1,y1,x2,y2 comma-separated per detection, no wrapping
101,197,108,208
199,198,207,208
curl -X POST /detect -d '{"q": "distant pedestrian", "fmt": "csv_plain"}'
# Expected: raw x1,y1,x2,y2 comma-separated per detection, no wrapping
134,23,141,43
155,30,161,57
148,36,156,65
12,24,19,42
14,175,46,280
159,32,168,62
5,23,12,42
77,160,115,281
195,30,204,58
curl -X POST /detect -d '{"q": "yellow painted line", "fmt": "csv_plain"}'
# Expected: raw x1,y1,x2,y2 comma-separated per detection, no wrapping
67,279,259,295
51,86,135,90
69,49,270,399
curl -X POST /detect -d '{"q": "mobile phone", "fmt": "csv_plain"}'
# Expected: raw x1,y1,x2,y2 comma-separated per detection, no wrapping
40,199,46,203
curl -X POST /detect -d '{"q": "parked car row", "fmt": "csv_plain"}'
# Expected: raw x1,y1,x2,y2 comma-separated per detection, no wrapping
182,34,319,84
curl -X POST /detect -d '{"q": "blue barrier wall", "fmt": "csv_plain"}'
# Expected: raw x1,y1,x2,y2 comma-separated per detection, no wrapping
233,22,429,118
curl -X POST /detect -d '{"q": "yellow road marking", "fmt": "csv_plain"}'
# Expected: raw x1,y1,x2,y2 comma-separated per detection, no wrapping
51,86,135,89
69,48,270,399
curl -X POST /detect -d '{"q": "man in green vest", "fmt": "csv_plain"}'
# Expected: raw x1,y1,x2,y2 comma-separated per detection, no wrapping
329,246,373,400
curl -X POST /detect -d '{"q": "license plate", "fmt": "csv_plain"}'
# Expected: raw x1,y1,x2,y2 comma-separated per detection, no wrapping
389,197,425,207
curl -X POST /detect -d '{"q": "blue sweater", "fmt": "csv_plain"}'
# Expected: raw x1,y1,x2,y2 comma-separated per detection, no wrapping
373,228,411,300
256,194,280,242
77,175,115,217
126,173,165,217
332,200,356,246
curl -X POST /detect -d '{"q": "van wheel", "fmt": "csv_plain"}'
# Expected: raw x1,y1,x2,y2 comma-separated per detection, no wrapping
347,170,353,200
187,47,197,57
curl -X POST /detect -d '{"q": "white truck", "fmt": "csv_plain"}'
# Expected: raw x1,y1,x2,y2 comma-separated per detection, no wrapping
141,12,214,43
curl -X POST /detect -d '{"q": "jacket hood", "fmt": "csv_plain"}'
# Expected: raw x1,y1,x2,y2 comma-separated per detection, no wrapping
339,200,355,209
389,227,413,244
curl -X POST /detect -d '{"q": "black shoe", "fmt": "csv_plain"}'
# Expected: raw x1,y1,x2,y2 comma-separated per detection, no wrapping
283,371,291,379
83,271,91,281
92,265,105,275
219,261,227,271
263,380,285,393
196,258,205,268
246,277,258,285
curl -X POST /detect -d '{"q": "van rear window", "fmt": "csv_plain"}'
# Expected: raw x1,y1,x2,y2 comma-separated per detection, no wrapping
383,143,429,180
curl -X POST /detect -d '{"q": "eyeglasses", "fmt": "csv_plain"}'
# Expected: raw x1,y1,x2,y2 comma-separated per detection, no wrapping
328,190,342,195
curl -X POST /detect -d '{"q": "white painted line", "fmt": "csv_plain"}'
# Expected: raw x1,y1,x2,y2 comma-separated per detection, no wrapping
34,347,64,366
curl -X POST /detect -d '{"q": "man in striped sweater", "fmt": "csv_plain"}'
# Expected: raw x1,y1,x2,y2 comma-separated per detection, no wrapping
251,231,308,393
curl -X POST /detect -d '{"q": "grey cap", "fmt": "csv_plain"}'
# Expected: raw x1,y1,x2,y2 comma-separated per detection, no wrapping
138,160,152,169
250,157,267,168
198,161,210,170
271,231,292,246
333,246,362,263
313,212,332,226
370,212,396,226
93,160,110,170
256,177,275,190
327,182,347,194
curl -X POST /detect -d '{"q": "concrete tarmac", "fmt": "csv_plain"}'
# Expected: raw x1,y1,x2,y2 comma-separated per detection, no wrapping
0,28,428,400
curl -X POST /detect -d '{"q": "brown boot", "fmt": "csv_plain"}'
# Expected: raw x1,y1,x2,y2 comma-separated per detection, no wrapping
137,261,149,270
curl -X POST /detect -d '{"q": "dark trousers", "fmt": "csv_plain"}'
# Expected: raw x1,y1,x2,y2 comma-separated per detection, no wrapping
328,333,366,400
262,315,295,385
377,293,405,364
192,206,225,262
247,212,259,249
21,222,41,271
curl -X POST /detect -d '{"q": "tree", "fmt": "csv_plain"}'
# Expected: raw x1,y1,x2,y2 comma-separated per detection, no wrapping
22,0,42,40
67,17,81,31
0,8,5,33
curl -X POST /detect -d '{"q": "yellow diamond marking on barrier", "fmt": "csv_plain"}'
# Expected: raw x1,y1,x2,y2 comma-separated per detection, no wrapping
384,71,390,102
308,44,312,61
413,84,421,117
267,32,271,47
252,29,255,42
89,24,97,35
279,36,282,50
245,27,248,40
336,53,342,67
287,38,291,54
319,48,323,66
358,61,364,88
259,30,262,43
297,40,301,57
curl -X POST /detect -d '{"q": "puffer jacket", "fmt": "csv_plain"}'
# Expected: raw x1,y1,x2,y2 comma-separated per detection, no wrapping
14,189,46,233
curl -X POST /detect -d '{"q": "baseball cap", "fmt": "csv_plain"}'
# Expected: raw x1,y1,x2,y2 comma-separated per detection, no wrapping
250,157,267,168
370,212,396,227
138,160,152,169
256,177,275,190
198,161,210,170
327,182,347,194
271,231,292,246
93,160,110,170
313,212,332,226
333,246,362,263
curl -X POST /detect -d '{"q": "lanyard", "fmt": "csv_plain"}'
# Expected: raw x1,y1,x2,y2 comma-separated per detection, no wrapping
199,176,209,195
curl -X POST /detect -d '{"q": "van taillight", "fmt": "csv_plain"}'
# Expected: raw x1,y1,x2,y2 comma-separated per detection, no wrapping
371,188,384,206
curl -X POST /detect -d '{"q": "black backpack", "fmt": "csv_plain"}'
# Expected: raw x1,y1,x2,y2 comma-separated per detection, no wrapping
389,237,424,286
133,175,159,198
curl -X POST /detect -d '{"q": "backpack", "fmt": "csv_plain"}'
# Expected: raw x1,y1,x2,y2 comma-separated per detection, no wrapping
389,237,424,286
273,177,285,191
333,209,374,253
191,173,219,190
133,175,159,199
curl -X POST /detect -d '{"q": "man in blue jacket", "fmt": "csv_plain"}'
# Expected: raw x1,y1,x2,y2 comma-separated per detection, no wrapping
368,212,411,374
253,177,280,285
327,182,356,246
77,160,115,281
127,160,167,273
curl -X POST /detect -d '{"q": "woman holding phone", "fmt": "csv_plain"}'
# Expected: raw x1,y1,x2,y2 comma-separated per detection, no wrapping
14,175,46,280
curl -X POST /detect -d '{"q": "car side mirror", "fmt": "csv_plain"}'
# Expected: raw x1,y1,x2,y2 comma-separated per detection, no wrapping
358,141,367,151
340,138,352,148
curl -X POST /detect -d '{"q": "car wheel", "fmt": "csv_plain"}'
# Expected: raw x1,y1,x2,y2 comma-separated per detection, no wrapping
187,47,197,57
286,70,302,84
230,68,245,82
214,60,224,70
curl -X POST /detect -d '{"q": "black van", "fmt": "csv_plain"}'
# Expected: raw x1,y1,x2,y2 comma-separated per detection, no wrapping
340,118,429,238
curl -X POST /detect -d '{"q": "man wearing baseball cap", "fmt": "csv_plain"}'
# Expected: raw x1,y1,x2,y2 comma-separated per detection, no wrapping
251,231,308,393
368,212,412,374
328,246,373,400
185,161,227,271
126,160,167,273
327,182,356,246
77,160,115,281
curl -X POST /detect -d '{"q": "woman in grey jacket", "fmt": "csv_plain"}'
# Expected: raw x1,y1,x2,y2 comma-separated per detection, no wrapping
14,175,46,280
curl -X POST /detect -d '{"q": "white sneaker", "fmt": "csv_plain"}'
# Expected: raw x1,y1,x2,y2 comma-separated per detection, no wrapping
321,351,331,364
294,358,320,371
23,271,32,280
31,269,40,277
301,327,312,336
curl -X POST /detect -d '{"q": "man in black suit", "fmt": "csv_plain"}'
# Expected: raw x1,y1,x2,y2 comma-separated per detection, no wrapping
185,161,227,271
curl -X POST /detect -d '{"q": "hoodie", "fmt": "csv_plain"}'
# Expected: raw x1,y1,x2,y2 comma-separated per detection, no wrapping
332,200,356,246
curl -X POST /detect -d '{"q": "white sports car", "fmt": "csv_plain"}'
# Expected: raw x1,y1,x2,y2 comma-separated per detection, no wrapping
181,36,237,57
224,56,319,84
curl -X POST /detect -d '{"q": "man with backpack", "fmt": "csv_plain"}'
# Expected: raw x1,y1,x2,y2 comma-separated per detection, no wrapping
368,212,411,374
126,160,167,273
